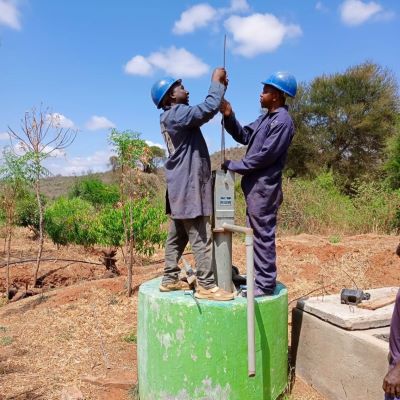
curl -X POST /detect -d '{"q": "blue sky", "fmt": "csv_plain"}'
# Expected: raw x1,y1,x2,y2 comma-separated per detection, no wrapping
0,0,399,175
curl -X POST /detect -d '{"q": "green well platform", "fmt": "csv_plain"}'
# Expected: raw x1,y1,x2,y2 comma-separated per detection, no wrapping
138,278,288,400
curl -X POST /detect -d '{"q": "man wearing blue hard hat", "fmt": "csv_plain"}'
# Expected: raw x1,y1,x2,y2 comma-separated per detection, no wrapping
220,71,297,297
151,67,234,301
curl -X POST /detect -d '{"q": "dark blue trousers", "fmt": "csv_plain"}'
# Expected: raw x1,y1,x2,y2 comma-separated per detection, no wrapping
246,208,278,291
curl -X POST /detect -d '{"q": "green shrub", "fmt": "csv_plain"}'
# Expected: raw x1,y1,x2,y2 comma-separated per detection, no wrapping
14,190,45,231
351,180,400,233
45,196,167,255
279,172,400,235
94,206,125,248
130,198,168,256
69,176,120,207
94,199,168,256
233,171,400,235
44,197,97,246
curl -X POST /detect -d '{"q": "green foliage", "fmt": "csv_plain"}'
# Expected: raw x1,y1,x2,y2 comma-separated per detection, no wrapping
14,190,46,230
275,172,400,235
130,198,167,256
279,172,355,234
44,197,97,247
142,145,166,173
123,331,137,343
287,62,399,186
0,336,13,346
45,196,167,255
94,206,125,247
384,115,400,189
109,129,148,171
69,176,120,207
93,199,167,256
329,235,341,244
351,180,400,232
0,149,31,185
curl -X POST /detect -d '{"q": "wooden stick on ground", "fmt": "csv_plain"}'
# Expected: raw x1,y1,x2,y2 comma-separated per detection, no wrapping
358,293,397,310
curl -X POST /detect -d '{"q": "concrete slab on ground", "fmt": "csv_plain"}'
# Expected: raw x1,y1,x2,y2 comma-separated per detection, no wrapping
297,286,398,330
292,307,390,400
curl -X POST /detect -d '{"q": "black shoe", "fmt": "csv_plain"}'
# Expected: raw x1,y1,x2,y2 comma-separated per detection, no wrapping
242,286,275,298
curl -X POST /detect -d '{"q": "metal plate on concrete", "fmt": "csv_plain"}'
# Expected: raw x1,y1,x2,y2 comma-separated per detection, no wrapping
296,286,399,330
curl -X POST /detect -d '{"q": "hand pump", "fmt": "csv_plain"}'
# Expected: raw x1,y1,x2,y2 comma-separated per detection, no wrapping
212,34,256,377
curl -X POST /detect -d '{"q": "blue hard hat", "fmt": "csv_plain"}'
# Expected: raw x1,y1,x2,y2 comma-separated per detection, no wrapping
261,71,297,98
151,77,181,109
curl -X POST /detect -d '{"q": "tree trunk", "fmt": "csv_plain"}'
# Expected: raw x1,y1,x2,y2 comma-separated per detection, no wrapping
127,201,134,297
33,177,44,287
5,227,12,299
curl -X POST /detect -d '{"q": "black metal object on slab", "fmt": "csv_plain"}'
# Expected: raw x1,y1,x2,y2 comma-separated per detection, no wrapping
340,288,371,305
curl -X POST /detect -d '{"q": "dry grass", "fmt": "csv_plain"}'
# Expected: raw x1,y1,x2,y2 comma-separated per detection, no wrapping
1,230,399,399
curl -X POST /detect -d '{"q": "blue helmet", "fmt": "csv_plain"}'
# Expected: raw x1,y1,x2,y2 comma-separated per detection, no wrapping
151,77,181,109
262,71,297,98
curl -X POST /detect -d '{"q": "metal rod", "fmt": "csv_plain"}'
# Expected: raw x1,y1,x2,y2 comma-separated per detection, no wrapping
221,34,227,166
222,223,252,235
246,234,256,377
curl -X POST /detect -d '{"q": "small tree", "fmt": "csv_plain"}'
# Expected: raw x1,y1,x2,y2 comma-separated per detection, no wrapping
8,107,77,286
0,149,30,297
142,145,166,173
69,176,120,208
109,129,148,296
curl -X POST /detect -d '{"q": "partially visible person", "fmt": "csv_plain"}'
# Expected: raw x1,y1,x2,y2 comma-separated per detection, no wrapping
150,67,233,301
220,71,297,297
383,289,400,399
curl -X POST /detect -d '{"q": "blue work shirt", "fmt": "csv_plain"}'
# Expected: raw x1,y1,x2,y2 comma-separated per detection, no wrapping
160,81,226,219
224,106,295,214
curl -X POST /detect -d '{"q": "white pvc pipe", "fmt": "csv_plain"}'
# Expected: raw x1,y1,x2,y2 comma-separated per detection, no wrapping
222,223,256,377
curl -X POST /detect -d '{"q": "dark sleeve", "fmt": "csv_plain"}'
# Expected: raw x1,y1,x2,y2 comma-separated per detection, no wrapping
175,82,226,128
390,290,400,365
227,121,293,175
223,114,264,145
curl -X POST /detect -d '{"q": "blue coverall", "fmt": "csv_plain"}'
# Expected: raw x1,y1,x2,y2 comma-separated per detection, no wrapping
385,290,400,400
160,81,226,288
223,106,295,291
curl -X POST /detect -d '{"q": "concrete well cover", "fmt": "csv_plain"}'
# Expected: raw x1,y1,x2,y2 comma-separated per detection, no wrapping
296,286,399,330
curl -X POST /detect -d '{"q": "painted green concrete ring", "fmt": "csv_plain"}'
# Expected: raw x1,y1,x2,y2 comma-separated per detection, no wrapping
138,278,288,400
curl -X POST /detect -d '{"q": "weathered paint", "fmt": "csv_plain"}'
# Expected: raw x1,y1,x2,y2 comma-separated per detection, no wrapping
138,278,288,400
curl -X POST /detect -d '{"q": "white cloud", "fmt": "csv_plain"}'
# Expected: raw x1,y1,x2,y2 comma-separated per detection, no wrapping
0,0,21,30
11,142,66,158
41,145,66,158
46,113,75,129
340,0,383,26
224,13,302,57
0,132,9,141
47,150,113,176
145,140,165,150
173,3,217,35
124,55,154,76
125,47,209,78
85,115,116,131
229,0,250,12
172,1,250,35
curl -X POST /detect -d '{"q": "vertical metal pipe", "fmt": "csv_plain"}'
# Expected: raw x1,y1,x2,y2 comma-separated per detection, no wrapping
246,234,256,377
213,231,233,292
